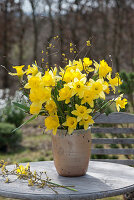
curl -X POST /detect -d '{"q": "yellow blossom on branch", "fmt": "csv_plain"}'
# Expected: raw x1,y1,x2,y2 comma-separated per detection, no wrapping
16,163,30,175
83,57,92,67
86,40,91,46
83,57,94,72
70,42,73,47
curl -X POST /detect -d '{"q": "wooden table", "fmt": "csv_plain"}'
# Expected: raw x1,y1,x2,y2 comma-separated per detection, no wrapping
0,161,134,200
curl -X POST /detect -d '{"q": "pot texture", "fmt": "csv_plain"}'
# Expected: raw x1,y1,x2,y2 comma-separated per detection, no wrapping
52,128,91,177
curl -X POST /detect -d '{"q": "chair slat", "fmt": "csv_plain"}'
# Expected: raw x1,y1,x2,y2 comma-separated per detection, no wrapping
91,127,134,134
91,159,134,165
94,112,134,124
92,138,134,144
91,148,134,155
91,112,134,165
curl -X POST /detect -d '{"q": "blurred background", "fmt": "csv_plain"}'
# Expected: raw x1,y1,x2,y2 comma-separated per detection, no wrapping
0,1,134,199
0,0,134,91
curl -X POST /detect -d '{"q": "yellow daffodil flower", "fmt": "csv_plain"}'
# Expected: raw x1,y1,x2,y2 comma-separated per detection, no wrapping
107,73,122,93
62,69,74,83
30,102,42,115
8,43,128,137
65,60,83,72
42,70,56,87
29,87,51,104
26,64,38,76
45,115,60,135
88,79,107,99
45,99,57,115
58,85,75,104
60,61,85,83
93,60,100,73
81,90,95,107
104,81,110,94
72,104,92,122
71,59,83,71
52,67,61,81
62,116,77,134
79,115,94,130
68,77,87,98
99,60,112,78
115,94,128,112
74,69,86,80
9,65,25,78
24,73,42,89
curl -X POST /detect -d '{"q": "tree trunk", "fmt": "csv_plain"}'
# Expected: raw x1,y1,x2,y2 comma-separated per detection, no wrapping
29,0,38,61
45,0,55,68
18,0,25,65
2,0,9,89
58,0,63,67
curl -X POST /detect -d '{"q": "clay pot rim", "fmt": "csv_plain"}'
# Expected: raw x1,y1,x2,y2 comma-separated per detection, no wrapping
56,127,91,135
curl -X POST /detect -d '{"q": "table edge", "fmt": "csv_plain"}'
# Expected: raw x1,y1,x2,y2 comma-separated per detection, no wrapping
0,184,134,200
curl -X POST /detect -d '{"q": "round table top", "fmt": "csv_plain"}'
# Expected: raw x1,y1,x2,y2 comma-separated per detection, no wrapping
0,161,134,200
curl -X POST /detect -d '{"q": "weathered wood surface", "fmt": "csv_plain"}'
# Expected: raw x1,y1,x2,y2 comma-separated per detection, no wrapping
91,127,134,134
91,159,134,165
92,148,134,155
94,112,134,124
92,138,134,144
0,161,134,200
91,112,134,165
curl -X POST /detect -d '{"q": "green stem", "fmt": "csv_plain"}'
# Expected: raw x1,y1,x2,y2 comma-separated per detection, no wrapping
93,98,115,120
52,96,65,119
48,181,78,192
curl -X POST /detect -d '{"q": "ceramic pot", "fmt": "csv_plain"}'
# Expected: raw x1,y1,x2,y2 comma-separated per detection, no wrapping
52,128,91,177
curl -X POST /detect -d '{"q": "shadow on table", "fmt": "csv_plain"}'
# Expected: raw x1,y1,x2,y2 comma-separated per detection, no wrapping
55,173,113,194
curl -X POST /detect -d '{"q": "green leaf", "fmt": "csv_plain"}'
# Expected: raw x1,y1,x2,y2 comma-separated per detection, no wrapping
12,115,37,133
13,102,30,112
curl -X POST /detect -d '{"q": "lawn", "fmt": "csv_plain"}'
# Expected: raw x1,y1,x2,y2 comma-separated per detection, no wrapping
0,116,123,200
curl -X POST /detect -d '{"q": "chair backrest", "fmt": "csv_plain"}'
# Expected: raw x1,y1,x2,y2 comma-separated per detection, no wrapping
91,112,134,165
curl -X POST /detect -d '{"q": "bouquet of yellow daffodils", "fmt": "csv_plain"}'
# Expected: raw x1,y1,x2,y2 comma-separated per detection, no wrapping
9,42,127,135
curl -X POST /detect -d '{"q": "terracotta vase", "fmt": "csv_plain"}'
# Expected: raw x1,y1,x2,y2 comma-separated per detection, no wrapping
52,128,91,177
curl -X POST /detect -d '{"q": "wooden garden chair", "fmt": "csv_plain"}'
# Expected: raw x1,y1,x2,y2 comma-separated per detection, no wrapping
92,112,134,200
